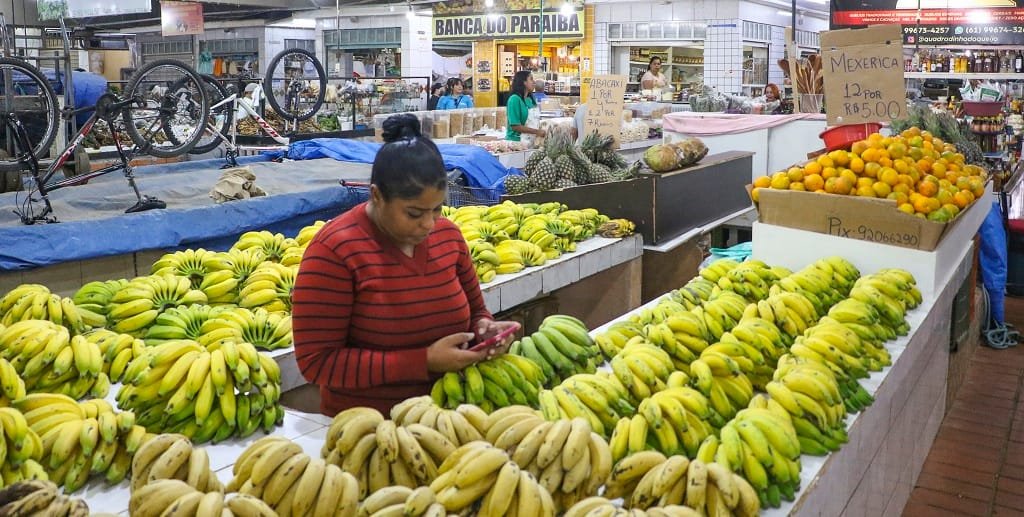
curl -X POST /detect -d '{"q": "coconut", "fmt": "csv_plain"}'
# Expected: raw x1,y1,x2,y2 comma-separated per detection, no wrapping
643,144,682,173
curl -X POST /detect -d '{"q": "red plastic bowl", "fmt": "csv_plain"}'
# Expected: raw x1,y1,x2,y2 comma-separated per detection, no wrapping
819,123,883,152
962,101,1003,117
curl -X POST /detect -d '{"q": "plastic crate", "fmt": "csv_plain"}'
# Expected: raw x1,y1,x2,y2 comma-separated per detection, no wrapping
445,170,501,207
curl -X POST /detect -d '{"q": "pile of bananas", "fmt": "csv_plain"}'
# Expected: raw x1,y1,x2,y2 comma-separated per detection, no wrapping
667,277,717,311
129,479,277,517
714,318,790,389
566,497,701,517
429,441,556,516
199,249,269,305
714,260,792,303
295,220,325,247
770,257,860,320
483,408,611,510
104,275,208,335
0,321,108,400
767,357,851,456
116,339,283,442
322,408,453,496
594,320,645,360
148,305,292,351
468,239,549,281
0,406,46,486
0,355,25,406
358,486,448,517
542,372,633,438
468,240,503,283
151,248,230,289
129,433,220,493
80,329,144,384
228,436,359,516
230,230,301,264
609,340,674,403
237,262,296,313
743,290,820,344
596,218,636,238
714,406,802,508
0,480,89,516
71,279,128,328
849,270,921,333
144,304,229,345
608,387,716,461
687,352,754,422
15,394,149,491
390,397,486,446
0,285,89,333
431,355,543,411
508,315,599,385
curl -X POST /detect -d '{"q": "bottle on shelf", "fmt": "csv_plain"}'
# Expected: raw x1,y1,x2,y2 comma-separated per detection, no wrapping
1016,49,1023,73
912,50,921,72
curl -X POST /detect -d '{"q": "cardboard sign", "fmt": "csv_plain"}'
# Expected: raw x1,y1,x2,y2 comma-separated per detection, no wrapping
821,24,904,126
583,75,628,149
161,1,204,37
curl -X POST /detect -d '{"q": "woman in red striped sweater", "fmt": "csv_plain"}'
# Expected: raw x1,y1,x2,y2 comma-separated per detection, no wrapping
292,114,518,415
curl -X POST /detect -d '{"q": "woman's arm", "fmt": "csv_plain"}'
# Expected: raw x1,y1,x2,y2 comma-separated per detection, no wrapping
641,73,654,90
292,242,429,389
510,124,546,137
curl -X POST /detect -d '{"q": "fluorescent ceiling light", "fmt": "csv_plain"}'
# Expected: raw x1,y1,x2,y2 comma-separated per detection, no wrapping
485,0,494,6
561,2,574,15
777,10,792,15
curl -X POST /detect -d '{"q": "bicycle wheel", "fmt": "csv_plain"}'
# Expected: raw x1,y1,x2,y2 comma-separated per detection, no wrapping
122,59,209,158
163,74,231,155
0,57,59,173
263,48,326,122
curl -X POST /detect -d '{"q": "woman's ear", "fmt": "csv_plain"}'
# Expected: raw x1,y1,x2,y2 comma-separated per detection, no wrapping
369,184,384,205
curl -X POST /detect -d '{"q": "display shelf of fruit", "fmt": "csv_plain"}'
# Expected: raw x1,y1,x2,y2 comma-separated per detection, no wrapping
507,127,642,195
750,127,989,223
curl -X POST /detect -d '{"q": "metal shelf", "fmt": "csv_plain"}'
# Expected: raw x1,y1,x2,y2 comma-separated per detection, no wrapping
904,72,1024,80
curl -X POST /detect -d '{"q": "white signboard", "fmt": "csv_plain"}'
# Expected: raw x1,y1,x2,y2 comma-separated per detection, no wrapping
67,0,151,18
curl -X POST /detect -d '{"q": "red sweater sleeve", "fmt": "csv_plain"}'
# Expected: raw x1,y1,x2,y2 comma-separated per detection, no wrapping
292,242,429,390
454,237,493,324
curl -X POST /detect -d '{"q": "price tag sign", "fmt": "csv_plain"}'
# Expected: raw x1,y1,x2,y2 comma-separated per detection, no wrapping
583,75,628,149
821,24,905,126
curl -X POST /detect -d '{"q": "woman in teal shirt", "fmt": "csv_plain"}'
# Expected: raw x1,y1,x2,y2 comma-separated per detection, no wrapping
505,71,547,142
437,78,474,110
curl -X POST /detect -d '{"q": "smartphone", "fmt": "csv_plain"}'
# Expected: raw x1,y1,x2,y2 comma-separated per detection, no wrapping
468,323,520,353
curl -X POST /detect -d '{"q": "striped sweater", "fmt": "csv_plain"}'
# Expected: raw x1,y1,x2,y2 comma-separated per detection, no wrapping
292,203,492,415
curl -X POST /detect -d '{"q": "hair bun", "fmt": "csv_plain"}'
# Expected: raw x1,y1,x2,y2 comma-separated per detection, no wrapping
381,113,422,143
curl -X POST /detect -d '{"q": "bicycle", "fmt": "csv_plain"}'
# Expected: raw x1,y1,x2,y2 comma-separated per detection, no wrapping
2,58,210,224
182,48,326,166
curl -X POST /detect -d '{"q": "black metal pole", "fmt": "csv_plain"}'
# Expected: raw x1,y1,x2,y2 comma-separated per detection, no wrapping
792,0,797,33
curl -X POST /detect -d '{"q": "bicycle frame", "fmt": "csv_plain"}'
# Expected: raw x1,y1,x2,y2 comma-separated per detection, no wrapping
202,91,291,167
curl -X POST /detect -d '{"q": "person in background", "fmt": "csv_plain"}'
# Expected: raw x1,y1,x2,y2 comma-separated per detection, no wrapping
641,56,669,90
437,78,474,110
506,70,547,142
292,113,518,415
758,83,783,114
572,103,588,145
427,82,444,110
533,79,548,104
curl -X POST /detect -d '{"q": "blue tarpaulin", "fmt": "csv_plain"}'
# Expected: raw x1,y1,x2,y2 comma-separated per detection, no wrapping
281,138,512,191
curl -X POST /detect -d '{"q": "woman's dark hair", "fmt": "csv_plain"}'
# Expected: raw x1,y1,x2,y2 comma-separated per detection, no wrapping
647,56,661,72
445,77,463,95
373,113,447,200
510,70,533,102
431,82,444,95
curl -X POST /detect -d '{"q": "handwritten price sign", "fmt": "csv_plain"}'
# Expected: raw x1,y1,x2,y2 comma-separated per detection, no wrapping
583,75,627,149
821,24,905,126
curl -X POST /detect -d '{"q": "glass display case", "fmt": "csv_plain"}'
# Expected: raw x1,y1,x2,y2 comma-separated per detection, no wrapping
323,76,430,130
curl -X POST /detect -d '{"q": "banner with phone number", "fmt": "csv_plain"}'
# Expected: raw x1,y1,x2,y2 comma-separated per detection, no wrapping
831,0,1024,44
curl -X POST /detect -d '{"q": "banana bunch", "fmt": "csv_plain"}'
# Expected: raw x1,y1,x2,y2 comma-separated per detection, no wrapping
715,407,802,508
597,218,635,238
516,214,562,259
809,317,888,373
202,307,293,351
495,416,612,511
545,372,635,437
294,220,326,247
202,249,269,305
469,240,501,283
483,201,537,231
615,454,760,517
14,394,149,491
144,304,230,344
431,354,543,410
0,284,88,334
79,328,144,383
228,436,360,516
444,205,486,227
693,291,749,342
497,239,547,268
231,230,301,264
716,260,791,302
0,406,46,486
720,318,790,388
698,259,741,284
793,325,879,412
746,290,819,344
767,358,852,456
71,279,129,328
129,479,277,517
668,277,717,311
629,299,687,326
390,397,486,446
556,209,604,240
322,408,454,495
687,353,754,422
104,275,208,335
460,221,512,244
237,262,296,313
0,356,24,407
849,272,918,334
566,497,701,517
608,340,674,403
698,336,772,389
429,441,556,516
151,248,231,289
509,315,599,386
0,321,107,400
129,433,221,493
772,257,858,318
359,486,449,517
608,387,716,462
594,320,645,360
116,339,283,443
0,480,90,516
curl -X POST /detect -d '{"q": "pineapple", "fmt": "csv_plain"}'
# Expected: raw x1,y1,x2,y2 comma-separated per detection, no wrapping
524,150,548,171
530,156,559,190
555,154,576,182
587,163,615,183
580,131,628,170
552,178,577,189
504,174,532,195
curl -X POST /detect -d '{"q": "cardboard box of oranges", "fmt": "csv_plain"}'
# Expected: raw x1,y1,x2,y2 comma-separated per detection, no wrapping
747,128,991,251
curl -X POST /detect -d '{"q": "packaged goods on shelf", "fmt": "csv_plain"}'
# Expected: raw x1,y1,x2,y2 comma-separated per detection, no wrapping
432,115,450,139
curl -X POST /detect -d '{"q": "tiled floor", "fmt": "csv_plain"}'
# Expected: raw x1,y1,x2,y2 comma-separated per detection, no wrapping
903,295,1024,516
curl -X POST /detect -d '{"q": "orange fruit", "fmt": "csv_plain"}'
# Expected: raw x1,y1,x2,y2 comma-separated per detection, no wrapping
790,182,806,191
908,135,924,148
879,167,899,186
851,140,869,155
834,177,854,195
770,172,791,190
822,167,839,179
887,142,907,159
943,203,961,218
863,162,881,179
857,177,874,189
787,167,805,182
824,177,839,194
953,191,971,209
872,182,892,198
804,174,825,191
856,185,877,197
894,183,911,195
803,161,823,175
840,169,858,185
890,192,909,205
860,148,878,163
913,196,934,214
753,176,772,189
849,156,865,173
816,155,835,169
898,203,915,215
927,207,952,222
931,162,947,177
750,188,761,202
918,181,938,197
828,150,850,167
969,178,985,198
